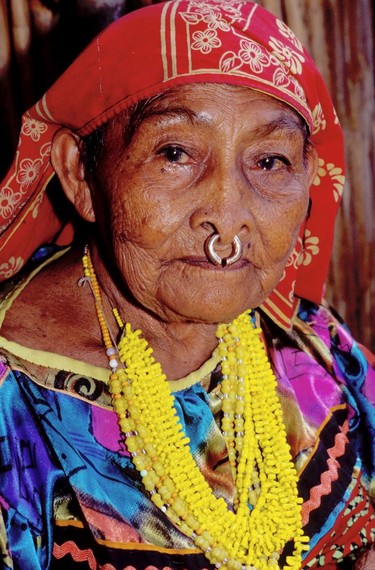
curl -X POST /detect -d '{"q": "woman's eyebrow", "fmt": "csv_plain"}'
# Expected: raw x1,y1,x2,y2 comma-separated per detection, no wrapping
252,115,306,138
124,105,199,145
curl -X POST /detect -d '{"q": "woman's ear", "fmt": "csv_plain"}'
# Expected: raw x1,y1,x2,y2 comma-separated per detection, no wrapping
51,129,96,223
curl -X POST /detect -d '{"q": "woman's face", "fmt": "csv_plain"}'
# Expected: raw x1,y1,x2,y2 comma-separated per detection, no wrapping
88,84,317,324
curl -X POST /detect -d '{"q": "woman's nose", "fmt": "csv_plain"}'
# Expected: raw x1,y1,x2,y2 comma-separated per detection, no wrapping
189,164,253,246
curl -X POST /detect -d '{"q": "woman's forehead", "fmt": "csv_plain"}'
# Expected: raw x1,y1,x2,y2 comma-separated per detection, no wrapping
107,83,307,137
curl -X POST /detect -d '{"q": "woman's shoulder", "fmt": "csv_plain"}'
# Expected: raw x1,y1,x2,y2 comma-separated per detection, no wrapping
0,246,109,371
0,246,72,346
0,246,112,400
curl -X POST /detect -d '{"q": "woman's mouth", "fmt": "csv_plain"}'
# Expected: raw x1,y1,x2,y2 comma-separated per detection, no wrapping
178,256,251,271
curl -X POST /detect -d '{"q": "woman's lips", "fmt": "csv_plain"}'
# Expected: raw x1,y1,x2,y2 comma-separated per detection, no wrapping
178,256,251,270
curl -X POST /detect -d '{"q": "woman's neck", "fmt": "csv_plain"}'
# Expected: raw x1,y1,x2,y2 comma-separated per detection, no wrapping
88,243,219,380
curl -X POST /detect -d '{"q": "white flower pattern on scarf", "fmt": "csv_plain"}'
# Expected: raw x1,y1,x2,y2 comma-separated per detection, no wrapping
301,230,320,266
285,239,304,271
0,256,24,280
313,158,345,202
16,158,44,191
238,40,271,73
21,115,48,141
312,103,327,134
276,19,303,52
191,28,221,53
181,3,308,109
0,187,22,219
32,191,45,220
202,11,231,31
268,36,305,75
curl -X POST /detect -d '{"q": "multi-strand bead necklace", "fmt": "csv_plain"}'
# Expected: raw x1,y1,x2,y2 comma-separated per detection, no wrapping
82,248,309,570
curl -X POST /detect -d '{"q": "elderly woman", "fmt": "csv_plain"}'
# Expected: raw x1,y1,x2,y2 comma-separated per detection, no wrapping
0,1,374,569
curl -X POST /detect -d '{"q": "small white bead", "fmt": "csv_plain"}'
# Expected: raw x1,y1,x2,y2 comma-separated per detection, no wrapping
140,470,148,477
161,505,167,513
106,347,116,356
109,358,118,369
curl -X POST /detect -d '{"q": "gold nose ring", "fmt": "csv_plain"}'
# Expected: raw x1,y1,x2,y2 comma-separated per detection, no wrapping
204,233,243,267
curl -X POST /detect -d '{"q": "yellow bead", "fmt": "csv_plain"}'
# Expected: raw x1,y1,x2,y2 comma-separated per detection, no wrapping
227,560,242,570
210,545,228,563
128,405,141,419
143,475,156,491
119,418,133,433
171,497,187,517
150,493,164,507
185,514,200,531
109,379,122,394
132,454,149,470
112,399,126,413
179,522,195,537
125,437,141,452
159,485,172,500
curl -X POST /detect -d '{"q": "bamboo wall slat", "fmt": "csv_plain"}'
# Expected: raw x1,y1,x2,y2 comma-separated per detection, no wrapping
0,2,11,74
0,0,374,348
11,0,31,54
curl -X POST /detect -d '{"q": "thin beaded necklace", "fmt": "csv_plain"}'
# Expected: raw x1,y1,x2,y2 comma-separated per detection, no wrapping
82,247,309,570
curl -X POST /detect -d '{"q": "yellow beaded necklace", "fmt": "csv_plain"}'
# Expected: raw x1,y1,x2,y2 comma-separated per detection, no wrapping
82,248,309,570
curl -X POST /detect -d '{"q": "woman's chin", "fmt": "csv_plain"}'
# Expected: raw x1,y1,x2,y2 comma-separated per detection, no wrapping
155,290,262,325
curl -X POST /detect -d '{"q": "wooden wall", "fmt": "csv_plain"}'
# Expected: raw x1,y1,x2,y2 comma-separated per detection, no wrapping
1,0,374,348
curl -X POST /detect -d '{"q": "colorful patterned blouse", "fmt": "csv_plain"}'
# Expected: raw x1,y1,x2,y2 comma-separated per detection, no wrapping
0,266,374,569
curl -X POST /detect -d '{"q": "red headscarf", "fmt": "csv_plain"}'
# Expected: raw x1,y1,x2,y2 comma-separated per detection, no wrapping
0,0,345,329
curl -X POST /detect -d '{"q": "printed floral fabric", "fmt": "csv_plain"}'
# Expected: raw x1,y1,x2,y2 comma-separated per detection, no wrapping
0,0,345,330
0,296,374,569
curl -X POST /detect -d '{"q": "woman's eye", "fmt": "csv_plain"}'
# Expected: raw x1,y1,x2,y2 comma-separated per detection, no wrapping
159,146,190,164
256,156,289,171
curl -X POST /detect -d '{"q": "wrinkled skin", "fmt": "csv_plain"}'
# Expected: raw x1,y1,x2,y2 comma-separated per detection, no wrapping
52,84,318,377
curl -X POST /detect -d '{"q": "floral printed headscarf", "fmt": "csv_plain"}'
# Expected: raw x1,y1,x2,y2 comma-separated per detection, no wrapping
0,0,345,329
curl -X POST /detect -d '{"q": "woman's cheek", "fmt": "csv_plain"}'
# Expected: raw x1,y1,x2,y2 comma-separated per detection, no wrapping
260,201,307,260
109,195,174,249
